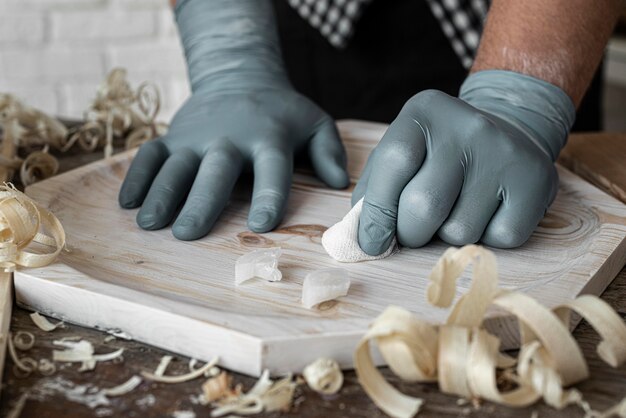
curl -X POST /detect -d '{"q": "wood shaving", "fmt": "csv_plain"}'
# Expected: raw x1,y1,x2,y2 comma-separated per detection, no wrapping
210,370,297,417
8,332,35,373
13,357,37,378
190,358,218,377
142,356,219,383
354,244,626,418
67,68,167,158
302,357,343,395
100,375,142,397
93,348,124,362
0,183,65,272
0,69,167,185
13,331,35,350
34,376,110,408
155,355,173,377
52,339,124,372
38,358,56,376
20,146,59,186
29,311,63,332
0,94,66,184
202,372,234,404
6,392,29,418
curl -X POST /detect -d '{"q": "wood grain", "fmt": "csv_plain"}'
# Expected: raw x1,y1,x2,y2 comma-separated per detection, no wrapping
12,120,626,377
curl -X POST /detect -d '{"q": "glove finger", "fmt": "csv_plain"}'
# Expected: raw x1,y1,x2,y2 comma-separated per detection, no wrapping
308,118,350,189
172,142,244,241
119,140,169,208
396,153,464,248
482,168,558,248
357,114,427,256
136,149,201,230
437,175,501,245
248,146,293,233
352,146,378,207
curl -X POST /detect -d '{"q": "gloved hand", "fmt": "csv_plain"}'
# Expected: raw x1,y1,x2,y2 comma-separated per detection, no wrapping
118,0,349,240
354,70,576,254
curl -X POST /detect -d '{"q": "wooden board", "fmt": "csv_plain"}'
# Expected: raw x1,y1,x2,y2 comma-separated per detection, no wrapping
0,272,12,394
13,120,626,377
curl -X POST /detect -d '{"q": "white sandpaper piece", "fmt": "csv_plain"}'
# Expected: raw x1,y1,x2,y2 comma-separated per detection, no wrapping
322,198,398,262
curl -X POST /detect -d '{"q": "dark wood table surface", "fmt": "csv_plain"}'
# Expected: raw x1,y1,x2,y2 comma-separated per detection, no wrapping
1,132,625,418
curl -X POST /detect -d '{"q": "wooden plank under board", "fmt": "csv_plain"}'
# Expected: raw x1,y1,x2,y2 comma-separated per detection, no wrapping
12,120,626,377
0,272,12,394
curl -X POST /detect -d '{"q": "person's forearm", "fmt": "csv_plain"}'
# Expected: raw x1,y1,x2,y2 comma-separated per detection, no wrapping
472,0,622,106
174,0,289,93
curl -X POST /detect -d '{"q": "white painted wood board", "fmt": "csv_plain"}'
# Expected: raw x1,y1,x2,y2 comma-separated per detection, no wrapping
14,120,626,377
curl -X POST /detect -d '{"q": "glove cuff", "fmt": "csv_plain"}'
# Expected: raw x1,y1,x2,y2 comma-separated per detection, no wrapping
175,0,290,93
459,70,576,161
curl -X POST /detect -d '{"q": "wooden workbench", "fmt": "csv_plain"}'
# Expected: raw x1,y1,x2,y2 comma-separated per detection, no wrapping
0,132,625,418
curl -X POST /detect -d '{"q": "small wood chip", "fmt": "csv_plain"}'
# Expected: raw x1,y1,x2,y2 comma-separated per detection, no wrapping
52,339,124,371
142,356,219,384
202,372,233,404
154,355,173,377
101,375,142,397
29,312,63,332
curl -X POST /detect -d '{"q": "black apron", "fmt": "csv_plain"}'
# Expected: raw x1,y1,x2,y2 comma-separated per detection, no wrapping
272,0,602,131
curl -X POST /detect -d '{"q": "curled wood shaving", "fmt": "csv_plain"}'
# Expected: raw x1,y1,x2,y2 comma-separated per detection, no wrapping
142,356,219,383
38,358,56,376
0,183,65,272
210,370,297,417
101,375,143,397
52,339,124,372
354,245,626,418
302,357,343,395
19,146,59,186
0,69,167,185
13,331,35,351
13,357,37,378
29,312,63,332
7,332,36,374
68,68,167,159
0,94,67,184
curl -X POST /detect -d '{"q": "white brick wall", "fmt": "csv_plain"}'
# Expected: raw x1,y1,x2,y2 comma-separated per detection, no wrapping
0,0,190,122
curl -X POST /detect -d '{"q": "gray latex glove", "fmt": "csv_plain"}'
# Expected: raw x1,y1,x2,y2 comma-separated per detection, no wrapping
118,0,349,240
354,70,576,254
